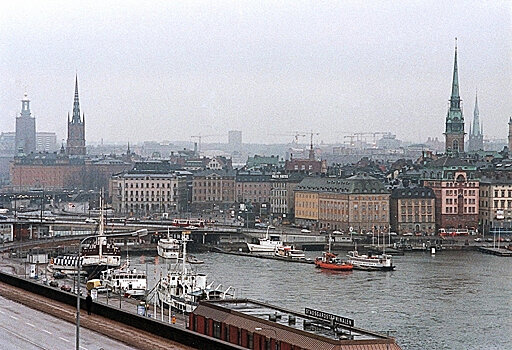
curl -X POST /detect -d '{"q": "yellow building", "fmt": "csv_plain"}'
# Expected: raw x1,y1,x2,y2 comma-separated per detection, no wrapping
294,174,390,232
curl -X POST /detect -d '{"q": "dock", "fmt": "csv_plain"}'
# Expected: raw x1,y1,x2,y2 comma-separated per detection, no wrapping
212,248,315,264
478,246,512,256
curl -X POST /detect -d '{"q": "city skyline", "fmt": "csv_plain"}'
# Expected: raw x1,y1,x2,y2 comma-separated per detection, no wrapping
1,1,511,144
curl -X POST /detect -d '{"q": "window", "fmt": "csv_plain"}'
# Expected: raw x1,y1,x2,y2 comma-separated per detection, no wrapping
213,321,221,338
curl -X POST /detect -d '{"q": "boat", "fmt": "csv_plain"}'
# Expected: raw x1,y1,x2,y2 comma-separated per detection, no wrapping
100,255,147,299
314,234,353,271
47,195,121,278
346,250,394,271
186,255,204,264
156,231,234,314
157,228,180,260
275,245,306,260
246,227,283,254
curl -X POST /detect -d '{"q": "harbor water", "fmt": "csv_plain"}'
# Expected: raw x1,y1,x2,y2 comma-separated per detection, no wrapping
132,250,512,350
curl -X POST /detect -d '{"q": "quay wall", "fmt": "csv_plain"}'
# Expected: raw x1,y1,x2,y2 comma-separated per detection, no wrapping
0,271,244,350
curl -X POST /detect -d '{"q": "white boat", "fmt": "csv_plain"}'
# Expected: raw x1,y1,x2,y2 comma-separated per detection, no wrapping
47,195,121,278
157,228,180,260
100,257,147,298
246,227,283,254
156,232,234,314
274,245,306,260
346,250,394,271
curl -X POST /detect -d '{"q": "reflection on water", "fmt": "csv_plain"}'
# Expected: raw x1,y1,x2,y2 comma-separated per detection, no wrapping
131,250,512,350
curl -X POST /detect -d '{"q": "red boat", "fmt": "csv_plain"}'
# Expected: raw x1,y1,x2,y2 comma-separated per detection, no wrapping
315,252,353,271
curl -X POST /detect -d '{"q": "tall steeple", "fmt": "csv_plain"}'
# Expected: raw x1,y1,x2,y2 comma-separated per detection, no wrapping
471,91,480,136
444,38,465,156
72,74,81,124
67,75,86,156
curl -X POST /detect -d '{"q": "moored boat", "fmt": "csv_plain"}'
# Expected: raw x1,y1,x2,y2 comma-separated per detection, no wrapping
156,231,234,314
157,228,180,260
275,245,306,260
315,252,353,271
246,227,282,254
100,258,147,299
346,250,394,271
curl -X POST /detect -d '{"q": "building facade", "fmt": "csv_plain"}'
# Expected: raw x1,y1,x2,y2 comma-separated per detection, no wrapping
36,132,58,152
110,171,187,216
191,169,236,210
15,93,36,155
67,76,86,156
479,176,512,234
467,93,483,152
294,174,390,232
444,43,465,155
422,157,479,231
228,130,242,150
269,173,305,223
235,173,272,205
390,187,436,235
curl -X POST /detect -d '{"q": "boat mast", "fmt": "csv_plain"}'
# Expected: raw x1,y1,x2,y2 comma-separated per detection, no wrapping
328,233,332,253
182,231,188,275
99,189,105,259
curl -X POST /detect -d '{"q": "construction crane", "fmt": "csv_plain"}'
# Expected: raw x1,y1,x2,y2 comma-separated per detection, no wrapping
309,132,320,150
269,132,307,145
190,134,222,154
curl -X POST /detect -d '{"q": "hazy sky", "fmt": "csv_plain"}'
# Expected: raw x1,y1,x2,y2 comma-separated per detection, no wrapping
1,1,511,145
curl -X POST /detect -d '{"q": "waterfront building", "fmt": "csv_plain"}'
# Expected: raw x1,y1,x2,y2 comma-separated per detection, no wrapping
191,169,236,210
444,42,465,156
422,157,479,231
189,299,402,350
479,175,512,234
508,118,512,152
235,172,272,207
110,161,187,215
67,76,86,156
467,93,484,152
15,93,36,155
390,187,436,235
294,174,390,232
10,153,131,190
269,173,305,223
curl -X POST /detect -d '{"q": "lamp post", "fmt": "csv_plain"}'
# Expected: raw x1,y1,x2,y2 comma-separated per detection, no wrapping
75,230,147,350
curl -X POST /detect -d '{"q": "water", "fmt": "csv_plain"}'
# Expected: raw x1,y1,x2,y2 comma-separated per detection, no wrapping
132,250,512,350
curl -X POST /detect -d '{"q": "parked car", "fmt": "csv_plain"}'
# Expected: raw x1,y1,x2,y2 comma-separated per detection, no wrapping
60,284,71,292
301,229,311,233
389,232,398,236
49,280,59,288
403,232,413,236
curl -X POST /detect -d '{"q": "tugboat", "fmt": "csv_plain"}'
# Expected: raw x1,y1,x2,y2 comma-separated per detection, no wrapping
155,231,234,314
314,234,353,271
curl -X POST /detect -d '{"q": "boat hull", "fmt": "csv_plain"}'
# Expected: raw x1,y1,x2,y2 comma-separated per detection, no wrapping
314,260,353,271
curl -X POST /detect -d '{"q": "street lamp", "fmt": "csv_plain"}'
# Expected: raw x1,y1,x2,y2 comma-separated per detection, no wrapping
75,229,147,350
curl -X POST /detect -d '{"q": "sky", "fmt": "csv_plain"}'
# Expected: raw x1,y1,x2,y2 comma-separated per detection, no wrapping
1,1,511,145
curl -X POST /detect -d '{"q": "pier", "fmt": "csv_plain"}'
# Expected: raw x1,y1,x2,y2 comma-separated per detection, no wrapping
478,246,512,257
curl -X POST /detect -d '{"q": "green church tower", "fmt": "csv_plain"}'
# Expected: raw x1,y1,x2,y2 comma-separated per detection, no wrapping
444,39,465,155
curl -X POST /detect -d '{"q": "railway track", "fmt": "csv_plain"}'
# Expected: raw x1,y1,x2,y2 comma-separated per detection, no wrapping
0,281,194,350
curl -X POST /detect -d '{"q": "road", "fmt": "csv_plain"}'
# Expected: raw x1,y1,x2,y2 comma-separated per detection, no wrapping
0,295,136,350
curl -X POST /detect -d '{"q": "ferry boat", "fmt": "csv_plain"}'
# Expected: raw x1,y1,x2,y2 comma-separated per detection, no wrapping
156,232,234,314
275,245,306,260
246,227,282,254
314,234,353,271
157,228,180,260
100,257,147,298
346,250,394,271
47,196,121,278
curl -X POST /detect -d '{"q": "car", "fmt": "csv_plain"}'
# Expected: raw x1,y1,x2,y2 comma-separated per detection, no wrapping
403,232,413,236
49,280,59,288
332,230,342,235
389,232,398,236
474,238,482,242
60,284,71,292
268,225,276,230
85,218,96,224
301,229,311,233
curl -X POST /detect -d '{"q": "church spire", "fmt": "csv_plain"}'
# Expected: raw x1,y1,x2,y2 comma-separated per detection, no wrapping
472,91,480,136
72,74,81,124
450,38,460,108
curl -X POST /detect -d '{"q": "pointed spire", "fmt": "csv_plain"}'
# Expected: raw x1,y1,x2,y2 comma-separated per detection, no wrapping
450,38,460,101
72,74,81,123
472,91,480,136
